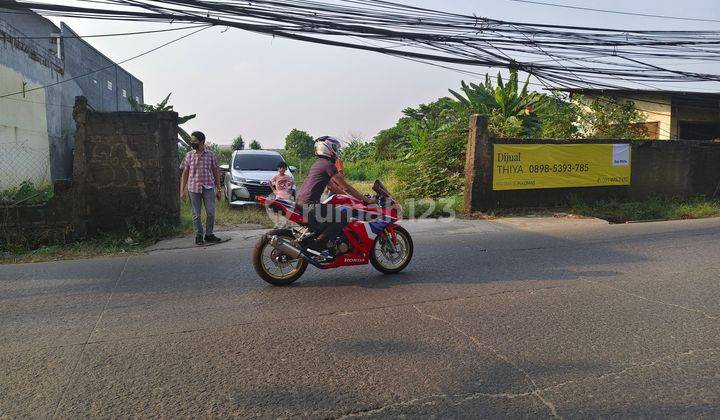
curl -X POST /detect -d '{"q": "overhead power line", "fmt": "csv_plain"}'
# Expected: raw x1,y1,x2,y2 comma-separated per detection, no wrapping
3,0,720,89
507,0,720,24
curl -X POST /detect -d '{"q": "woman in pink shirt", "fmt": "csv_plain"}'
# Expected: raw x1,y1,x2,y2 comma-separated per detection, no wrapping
270,161,294,201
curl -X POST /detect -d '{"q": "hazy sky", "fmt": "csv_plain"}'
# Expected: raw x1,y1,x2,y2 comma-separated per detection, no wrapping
47,0,720,148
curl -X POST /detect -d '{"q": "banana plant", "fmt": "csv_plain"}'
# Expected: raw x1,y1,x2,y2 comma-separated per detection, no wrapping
449,69,543,137
128,93,196,147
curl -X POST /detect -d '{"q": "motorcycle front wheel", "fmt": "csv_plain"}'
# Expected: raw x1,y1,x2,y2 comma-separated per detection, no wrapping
370,225,413,274
253,232,308,286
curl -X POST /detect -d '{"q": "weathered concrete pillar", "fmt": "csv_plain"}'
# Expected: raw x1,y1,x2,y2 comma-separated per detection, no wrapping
71,96,89,237
463,114,493,213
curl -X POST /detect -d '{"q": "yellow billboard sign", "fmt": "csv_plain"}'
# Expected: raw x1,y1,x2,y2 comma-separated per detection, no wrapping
492,144,631,191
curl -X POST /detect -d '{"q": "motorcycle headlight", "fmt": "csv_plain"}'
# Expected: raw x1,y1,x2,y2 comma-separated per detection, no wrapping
231,177,246,186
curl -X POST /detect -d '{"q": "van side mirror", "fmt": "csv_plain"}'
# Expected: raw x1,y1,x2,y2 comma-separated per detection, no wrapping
219,164,230,172
289,166,297,173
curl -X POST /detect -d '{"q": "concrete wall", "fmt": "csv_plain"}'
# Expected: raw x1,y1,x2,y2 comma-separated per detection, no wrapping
464,116,720,211
0,8,143,185
0,17,69,185
73,98,179,232
60,23,144,113
0,66,51,189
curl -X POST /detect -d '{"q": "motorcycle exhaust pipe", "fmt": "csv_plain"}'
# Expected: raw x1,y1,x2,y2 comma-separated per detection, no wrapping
269,235,302,259
267,235,325,269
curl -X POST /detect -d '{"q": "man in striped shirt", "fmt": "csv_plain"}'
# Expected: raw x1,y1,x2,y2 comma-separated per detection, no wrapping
180,131,223,246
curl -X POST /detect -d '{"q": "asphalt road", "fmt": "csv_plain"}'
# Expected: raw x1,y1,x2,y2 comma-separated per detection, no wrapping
2,217,720,418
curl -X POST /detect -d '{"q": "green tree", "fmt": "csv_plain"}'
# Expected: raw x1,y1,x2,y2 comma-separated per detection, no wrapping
576,95,648,139
341,138,375,162
249,140,262,150
535,93,579,139
231,135,245,151
284,129,314,159
402,97,457,132
400,97,460,158
374,119,411,160
206,142,221,154
128,93,196,146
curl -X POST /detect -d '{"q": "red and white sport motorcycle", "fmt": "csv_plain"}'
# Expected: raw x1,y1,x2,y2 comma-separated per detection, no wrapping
253,180,413,286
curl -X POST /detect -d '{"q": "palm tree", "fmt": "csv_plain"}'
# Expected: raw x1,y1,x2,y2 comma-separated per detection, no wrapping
128,93,196,147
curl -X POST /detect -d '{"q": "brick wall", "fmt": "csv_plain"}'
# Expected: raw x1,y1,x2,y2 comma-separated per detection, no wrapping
73,97,179,232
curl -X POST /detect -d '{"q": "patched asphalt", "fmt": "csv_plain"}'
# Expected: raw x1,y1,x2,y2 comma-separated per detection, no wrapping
1,217,719,418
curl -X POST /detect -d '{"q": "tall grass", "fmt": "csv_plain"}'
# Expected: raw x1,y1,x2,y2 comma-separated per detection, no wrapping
342,159,404,182
569,195,720,223
180,199,273,230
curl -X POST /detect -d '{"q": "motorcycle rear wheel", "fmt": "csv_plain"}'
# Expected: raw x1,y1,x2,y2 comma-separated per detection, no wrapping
253,232,308,286
370,225,413,274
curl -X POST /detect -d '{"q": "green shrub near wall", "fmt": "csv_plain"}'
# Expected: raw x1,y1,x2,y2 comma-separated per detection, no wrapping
342,159,403,182
396,121,467,199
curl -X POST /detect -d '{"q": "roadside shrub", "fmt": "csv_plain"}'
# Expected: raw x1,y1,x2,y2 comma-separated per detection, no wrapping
342,159,403,182
398,121,467,199
0,181,54,205
282,154,315,180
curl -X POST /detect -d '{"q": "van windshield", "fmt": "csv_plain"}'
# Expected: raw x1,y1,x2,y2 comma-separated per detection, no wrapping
233,154,284,171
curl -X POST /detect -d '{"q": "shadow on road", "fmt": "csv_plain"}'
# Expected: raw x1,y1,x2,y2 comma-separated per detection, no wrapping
287,227,640,290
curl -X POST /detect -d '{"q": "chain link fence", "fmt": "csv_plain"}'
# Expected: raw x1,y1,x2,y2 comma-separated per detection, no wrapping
0,139,53,205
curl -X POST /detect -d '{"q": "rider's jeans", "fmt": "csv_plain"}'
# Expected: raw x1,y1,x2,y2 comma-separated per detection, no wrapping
303,204,350,242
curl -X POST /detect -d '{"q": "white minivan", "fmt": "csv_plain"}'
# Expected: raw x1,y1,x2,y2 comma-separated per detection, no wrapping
220,150,296,206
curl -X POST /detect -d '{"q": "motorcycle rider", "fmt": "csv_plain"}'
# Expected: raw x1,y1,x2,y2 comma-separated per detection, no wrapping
295,136,375,251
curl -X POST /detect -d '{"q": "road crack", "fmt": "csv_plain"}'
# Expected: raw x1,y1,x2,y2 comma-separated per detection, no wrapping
12,285,571,354
335,391,541,419
585,279,719,321
412,305,560,418
539,346,720,393
50,256,130,418
335,346,720,419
